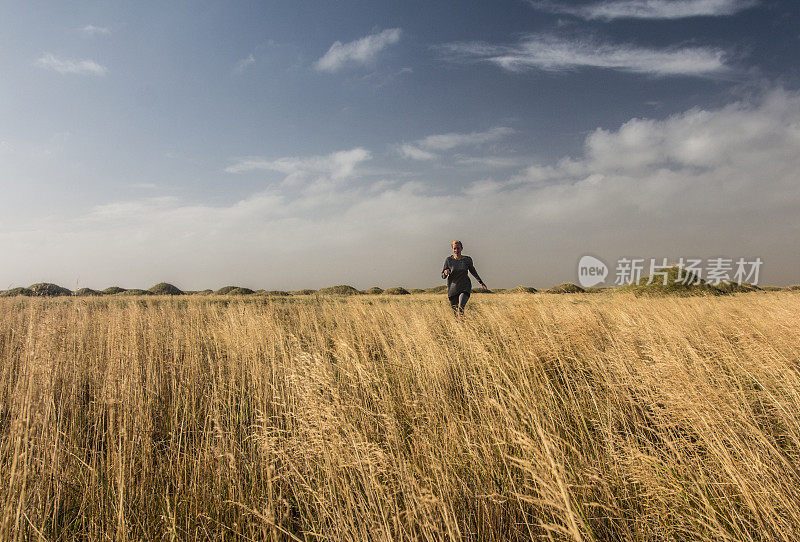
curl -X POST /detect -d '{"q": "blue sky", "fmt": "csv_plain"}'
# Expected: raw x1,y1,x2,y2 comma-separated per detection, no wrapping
2,0,799,290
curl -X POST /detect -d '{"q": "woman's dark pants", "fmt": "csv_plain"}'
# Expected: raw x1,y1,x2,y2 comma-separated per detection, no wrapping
448,291,471,314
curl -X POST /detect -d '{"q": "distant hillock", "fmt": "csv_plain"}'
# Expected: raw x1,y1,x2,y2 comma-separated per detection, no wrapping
364,287,383,294
28,283,72,297
74,288,102,296
116,289,153,296
291,289,317,295
0,287,33,297
546,283,586,294
503,286,538,294
318,285,361,295
620,266,724,297
384,287,410,295
215,286,238,295
713,281,761,294
227,287,254,295
409,288,426,294
102,287,126,295
425,285,447,294
148,283,184,295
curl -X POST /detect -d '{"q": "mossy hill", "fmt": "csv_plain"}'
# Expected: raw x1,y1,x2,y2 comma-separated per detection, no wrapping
28,283,72,297
317,285,361,295
74,288,102,296
364,287,384,294
504,286,538,294
546,283,586,294
102,287,127,295
148,283,184,295
384,287,410,295
619,266,724,297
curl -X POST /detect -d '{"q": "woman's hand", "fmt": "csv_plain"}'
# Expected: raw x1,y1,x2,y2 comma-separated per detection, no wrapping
443,269,450,276
481,283,488,290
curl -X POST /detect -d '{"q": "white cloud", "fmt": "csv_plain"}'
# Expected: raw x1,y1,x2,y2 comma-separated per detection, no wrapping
36,53,108,76
314,28,402,73
226,147,371,182
233,54,255,74
441,34,726,76
3,91,800,289
81,25,111,36
398,126,514,160
531,0,757,20
398,144,437,161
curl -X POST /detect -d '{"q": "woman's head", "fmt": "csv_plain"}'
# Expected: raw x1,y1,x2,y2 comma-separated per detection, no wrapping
451,240,463,257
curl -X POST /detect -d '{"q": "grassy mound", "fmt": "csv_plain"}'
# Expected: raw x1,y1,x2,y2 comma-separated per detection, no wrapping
102,287,126,295
364,287,384,294
148,283,184,295
789,285,800,291
116,289,153,296
714,281,761,294
504,286,538,294
471,287,493,293
74,288,102,297
264,290,290,296
619,266,724,297
761,286,786,291
546,283,586,294
409,288,426,294
384,287,410,295
227,287,254,295
0,287,33,297
425,285,448,294
187,289,214,295
318,285,361,296
291,289,317,295
28,283,72,297
214,286,239,295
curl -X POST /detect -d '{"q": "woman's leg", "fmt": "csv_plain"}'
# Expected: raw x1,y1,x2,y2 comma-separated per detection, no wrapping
458,291,471,312
448,294,460,315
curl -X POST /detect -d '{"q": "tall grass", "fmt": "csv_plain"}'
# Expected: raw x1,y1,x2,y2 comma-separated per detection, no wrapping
1,293,799,540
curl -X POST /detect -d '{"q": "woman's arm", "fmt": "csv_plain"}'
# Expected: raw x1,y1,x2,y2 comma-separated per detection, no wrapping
468,258,486,287
442,258,450,279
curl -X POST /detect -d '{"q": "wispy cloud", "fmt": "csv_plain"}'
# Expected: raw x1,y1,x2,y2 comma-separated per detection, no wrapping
441,34,726,76
81,25,111,36
36,53,108,76
398,126,514,160
531,0,757,20
233,54,255,74
226,148,371,182
315,28,402,73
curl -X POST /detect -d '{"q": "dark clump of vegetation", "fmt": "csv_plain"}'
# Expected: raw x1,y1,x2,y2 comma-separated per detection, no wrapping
0,287,33,297
425,285,447,294
28,283,72,297
318,285,361,296
73,288,102,297
291,289,317,295
546,283,586,294
471,287,494,293
102,287,126,295
503,286,538,294
620,266,724,297
364,287,384,295
227,287,255,295
384,287,410,295
585,286,613,293
761,286,786,291
264,290,290,296
409,288,426,294
116,289,153,296
148,283,184,295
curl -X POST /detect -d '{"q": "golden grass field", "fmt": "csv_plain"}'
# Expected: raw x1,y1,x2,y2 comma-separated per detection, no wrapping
1,292,800,540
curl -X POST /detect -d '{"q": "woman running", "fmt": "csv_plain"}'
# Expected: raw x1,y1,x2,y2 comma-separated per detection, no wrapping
441,240,487,314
